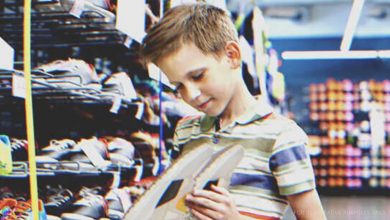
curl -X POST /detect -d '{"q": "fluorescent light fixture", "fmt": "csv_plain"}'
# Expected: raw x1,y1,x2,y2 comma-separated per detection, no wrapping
281,50,390,60
340,0,365,51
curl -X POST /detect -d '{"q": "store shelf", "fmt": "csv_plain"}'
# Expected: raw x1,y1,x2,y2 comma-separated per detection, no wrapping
0,69,142,110
0,0,128,48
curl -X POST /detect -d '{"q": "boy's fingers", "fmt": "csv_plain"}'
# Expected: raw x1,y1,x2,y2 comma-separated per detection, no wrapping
190,208,213,220
191,203,227,220
186,194,221,212
192,189,226,203
210,184,229,195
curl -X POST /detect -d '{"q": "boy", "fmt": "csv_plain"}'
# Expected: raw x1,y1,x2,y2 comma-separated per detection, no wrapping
140,3,326,220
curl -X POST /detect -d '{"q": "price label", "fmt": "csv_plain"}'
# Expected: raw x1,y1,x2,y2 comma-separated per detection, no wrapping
135,102,144,120
110,95,122,114
70,0,85,18
12,73,26,99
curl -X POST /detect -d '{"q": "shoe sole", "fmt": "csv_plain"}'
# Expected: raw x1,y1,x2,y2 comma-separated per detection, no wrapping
124,144,213,220
124,144,245,220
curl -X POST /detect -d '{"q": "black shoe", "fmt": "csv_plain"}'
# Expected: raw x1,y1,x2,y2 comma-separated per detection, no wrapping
60,194,108,220
45,188,75,216
10,138,28,161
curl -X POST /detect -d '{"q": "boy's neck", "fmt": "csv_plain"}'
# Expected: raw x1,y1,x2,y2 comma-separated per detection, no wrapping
218,83,257,129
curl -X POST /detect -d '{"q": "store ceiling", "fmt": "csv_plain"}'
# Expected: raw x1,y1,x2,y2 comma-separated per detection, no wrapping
227,0,390,38
244,0,390,6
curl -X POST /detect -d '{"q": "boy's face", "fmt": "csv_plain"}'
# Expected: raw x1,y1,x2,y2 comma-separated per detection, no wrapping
157,42,241,117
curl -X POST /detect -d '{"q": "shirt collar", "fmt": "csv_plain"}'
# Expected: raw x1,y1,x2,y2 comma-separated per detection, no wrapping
200,96,273,132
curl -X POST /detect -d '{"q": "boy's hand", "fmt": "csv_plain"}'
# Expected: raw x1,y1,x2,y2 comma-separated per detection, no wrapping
185,185,241,220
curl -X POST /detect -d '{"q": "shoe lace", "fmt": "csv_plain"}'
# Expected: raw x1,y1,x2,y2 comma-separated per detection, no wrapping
48,189,73,207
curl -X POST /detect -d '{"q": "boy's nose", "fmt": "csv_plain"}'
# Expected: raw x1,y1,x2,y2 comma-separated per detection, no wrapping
186,86,201,101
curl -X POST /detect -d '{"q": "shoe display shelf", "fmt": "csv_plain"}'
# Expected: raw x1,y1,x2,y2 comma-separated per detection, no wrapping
0,0,131,49
304,79,390,195
0,1,167,219
0,68,141,110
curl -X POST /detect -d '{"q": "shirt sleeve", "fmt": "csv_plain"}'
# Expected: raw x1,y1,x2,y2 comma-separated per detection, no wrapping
268,122,316,196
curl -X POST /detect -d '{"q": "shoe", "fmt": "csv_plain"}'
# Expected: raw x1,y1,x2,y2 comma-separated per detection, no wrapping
36,139,78,164
0,198,17,210
78,186,104,197
34,58,101,89
59,0,116,22
106,137,135,167
66,138,111,170
105,188,132,220
10,138,28,161
102,72,137,100
60,194,108,220
194,145,244,190
45,188,75,216
124,144,214,220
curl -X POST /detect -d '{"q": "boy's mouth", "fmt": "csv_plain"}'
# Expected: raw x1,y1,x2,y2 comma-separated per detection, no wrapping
198,99,211,109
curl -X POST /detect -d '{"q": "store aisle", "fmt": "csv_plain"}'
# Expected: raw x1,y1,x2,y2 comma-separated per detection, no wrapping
284,196,390,220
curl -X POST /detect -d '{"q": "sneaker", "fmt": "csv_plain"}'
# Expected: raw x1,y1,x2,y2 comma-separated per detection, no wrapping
124,144,214,220
102,72,137,100
105,188,132,220
106,137,135,167
59,0,116,22
36,139,78,163
60,194,108,220
0,198,17,210
34,58,101,88
194,144,244,190
78,186,104,197
45,188,75,216
10,138,28,161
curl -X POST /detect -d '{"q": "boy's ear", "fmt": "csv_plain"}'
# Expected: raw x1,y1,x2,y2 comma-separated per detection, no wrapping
224,41,241,69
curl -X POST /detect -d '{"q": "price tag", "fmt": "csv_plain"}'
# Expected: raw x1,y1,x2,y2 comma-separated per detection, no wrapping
110,95,122,114
70,0,85,18
0,37,14,70
135,102,144,120
12,73,26,99
116,0,146,43
123,35,133,48
110,172,121,188
79,139,110,169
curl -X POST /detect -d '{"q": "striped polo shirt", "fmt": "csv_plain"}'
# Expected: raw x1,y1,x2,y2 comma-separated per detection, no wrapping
171,99,316,219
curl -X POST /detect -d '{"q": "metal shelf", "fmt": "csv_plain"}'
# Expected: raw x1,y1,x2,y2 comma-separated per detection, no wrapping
0,0,128,48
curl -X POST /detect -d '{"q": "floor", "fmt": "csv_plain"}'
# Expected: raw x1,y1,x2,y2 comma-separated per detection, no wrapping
283,196,390,220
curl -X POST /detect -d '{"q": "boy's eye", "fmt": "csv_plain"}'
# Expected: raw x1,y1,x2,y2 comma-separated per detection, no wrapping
192,72,204,81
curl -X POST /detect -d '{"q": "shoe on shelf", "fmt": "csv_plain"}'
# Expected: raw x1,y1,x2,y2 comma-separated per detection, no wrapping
59,0,116,22
106,137,135,167
60,194,108,220
102,72,137,100
10,138,28,161
0,198,17,210
45,188,75,216
105,188,132,220
34,58,101,89
36,139,79,164
78,186,104,197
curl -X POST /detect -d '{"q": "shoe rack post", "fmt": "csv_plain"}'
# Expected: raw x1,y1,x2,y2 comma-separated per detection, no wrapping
23,0,40,219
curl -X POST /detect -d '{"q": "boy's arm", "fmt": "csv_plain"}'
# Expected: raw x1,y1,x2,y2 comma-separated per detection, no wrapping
286,189,327,220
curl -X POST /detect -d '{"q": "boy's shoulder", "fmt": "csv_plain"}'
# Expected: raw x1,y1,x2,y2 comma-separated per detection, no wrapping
261,113,300,131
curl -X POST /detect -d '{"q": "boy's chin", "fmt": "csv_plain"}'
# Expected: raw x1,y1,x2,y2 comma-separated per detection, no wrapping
202,109,223,117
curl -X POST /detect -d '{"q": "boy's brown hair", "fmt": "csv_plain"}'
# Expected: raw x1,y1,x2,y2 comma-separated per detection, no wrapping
140,3,239,64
